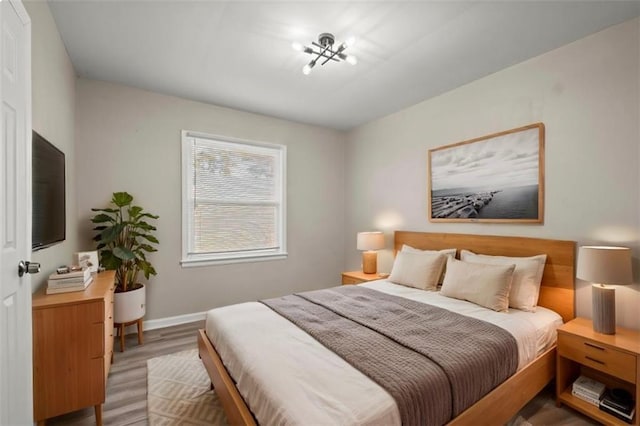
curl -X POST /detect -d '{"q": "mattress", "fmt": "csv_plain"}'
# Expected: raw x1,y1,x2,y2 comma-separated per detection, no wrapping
205,279,563,425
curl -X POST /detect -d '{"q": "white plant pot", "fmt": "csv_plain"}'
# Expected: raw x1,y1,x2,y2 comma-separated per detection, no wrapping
114,284,146,324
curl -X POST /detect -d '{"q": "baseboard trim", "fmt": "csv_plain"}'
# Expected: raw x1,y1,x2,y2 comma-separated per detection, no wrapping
143,311,207,331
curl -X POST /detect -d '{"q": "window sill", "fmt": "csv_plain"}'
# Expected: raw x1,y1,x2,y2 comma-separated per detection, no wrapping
180,252,288,268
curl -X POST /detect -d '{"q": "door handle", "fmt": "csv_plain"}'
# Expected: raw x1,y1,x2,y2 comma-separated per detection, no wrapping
18,260,41,277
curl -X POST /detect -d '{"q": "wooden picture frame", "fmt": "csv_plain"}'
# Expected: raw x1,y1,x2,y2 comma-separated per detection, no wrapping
75,250,99,273
428,123,544,223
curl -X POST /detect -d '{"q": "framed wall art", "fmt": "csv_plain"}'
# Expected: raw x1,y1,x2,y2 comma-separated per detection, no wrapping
428,122,544,223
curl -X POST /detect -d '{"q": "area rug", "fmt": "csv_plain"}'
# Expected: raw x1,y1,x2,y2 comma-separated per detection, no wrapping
147,349,228,425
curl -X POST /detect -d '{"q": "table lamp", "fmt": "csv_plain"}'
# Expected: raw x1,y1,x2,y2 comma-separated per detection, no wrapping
576,246,633,335
357,232,384,274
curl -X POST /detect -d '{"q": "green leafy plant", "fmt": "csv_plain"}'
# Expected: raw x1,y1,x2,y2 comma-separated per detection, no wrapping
91,192,159,293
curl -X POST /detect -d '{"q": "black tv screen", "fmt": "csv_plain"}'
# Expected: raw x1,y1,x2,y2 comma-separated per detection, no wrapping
32,131,65,250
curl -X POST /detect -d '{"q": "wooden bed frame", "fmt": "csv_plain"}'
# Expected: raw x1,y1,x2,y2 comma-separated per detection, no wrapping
198,231,576,426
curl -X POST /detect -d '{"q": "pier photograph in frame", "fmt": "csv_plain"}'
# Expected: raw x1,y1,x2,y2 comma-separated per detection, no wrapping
428,123,544,223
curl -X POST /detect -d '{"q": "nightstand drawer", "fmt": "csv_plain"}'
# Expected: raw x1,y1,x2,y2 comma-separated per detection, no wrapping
558,333,636,382
342,275,363,285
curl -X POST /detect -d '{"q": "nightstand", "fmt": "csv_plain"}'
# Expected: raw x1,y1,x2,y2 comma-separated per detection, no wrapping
556,317,640,425
341,271,386,285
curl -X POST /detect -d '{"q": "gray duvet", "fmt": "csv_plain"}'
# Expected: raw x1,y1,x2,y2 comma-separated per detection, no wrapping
261,285,518,426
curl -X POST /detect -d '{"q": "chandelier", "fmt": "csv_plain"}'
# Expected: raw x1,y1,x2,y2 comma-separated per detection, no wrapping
292,33,358,75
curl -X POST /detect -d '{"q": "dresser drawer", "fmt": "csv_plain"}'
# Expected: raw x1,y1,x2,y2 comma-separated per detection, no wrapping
105,290,114,318
104,347,113,381
104,313,114,378
90,322,105,359
558,332,636,382
104,288,115,379
105,296,114,329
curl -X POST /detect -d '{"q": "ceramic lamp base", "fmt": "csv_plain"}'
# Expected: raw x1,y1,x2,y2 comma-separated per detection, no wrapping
362,251,377,274
592,284,616,335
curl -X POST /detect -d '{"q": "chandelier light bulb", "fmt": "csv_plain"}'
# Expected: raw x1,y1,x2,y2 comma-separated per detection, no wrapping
291,42,303,52
346,55,358,65
344,36,356,48
302,64,312,75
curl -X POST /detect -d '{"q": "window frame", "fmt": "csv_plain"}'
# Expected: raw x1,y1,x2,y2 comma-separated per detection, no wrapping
180,130,287,267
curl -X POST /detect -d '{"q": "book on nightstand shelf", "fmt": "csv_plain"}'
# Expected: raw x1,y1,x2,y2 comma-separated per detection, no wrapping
571,376,605,406
573,375,606,398
600,403,635,424
599,390,636,424
571,388,602,406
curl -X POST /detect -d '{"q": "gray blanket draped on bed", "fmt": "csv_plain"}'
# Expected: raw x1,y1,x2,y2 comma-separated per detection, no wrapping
261,285,518,426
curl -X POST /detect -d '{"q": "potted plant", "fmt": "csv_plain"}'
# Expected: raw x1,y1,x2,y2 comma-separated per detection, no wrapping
91,192,159,326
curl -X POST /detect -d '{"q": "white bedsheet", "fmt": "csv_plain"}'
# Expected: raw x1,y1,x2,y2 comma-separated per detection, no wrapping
205,280,563,426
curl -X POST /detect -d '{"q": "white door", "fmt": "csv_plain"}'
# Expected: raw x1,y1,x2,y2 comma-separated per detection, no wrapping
0,0,32,424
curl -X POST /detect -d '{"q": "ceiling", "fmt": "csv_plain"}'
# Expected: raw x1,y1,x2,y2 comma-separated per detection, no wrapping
49,1,640,130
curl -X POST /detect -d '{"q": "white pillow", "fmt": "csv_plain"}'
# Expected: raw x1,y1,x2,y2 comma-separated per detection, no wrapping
389,251,446,291
460,250,547,312
401,245,456,284
440,258,515,312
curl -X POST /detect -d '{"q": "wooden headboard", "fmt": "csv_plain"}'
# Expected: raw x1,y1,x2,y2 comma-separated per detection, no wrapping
394,231,576,323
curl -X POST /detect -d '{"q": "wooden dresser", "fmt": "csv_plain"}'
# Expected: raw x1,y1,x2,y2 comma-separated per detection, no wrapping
32,271,115,426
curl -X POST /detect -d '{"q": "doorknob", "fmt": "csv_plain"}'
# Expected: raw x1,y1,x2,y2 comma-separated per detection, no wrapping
18,260,40,277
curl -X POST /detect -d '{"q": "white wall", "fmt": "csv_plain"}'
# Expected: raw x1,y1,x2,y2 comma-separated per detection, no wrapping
345,18,640,330
75,79,345,320
24,0,77,291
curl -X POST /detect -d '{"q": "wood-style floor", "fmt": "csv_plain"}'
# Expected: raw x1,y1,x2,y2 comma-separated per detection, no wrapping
48,321,598,426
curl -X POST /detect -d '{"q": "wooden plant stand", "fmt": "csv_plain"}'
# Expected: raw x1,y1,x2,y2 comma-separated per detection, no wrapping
115,318,144,352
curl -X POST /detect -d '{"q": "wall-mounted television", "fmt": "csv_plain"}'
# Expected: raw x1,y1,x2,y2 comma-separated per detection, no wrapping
32,131,66,251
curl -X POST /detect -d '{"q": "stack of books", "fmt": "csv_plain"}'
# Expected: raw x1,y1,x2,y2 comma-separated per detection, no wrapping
600,389,636,424
46,267,93,294
572,375,605,406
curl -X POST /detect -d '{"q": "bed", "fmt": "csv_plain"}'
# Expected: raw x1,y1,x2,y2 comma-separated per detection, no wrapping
198,231,576,425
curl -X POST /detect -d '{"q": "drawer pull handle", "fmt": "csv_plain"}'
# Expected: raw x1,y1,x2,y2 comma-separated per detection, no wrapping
585,356,605,365
584,342,605,351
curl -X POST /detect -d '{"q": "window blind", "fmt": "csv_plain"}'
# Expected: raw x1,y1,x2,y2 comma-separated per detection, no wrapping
182,132,286,265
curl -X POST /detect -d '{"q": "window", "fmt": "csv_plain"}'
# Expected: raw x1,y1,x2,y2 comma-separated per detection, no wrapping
181,131,286,266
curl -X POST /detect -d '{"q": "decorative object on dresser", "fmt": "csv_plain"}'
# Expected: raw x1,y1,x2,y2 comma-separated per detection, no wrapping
356,231,384,274
75,250,100,272
556,317,640,425
91,191,159,351
46,267,93,294
341,270,384,285
576,246,633,334
428,122,544,223
32,271,116,426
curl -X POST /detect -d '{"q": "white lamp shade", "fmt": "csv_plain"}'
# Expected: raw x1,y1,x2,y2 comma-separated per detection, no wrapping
357,232,384,251
577,246,633,285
